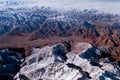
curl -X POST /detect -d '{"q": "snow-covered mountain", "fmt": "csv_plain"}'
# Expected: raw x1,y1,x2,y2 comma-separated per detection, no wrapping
14,42,120,80
0,1,120,79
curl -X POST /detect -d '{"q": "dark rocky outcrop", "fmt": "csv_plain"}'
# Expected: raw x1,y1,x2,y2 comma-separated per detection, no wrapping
0,49,23,80
8,48,26,58
67,63,91,79
52,41,71,62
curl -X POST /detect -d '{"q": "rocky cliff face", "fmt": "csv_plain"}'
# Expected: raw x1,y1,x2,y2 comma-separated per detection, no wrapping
14,42,120,80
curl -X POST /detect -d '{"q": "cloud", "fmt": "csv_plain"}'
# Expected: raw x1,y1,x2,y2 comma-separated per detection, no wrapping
0,0,120,14
93,0,120,2
45,0,120,2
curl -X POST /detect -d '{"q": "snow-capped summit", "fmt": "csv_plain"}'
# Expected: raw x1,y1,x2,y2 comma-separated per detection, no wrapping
14,42,120,80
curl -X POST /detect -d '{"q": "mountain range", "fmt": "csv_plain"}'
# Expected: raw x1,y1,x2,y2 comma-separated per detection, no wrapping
0,1,120,80
0,7,120,49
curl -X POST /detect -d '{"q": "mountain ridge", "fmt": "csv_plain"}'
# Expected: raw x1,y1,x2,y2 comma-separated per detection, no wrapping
14,42,120,80
0,7,120,50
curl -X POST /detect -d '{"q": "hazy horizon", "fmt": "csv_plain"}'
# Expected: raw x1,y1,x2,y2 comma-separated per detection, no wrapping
0,0,120,14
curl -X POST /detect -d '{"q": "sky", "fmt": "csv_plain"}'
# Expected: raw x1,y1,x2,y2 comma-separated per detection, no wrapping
0,0,120,14
39,0,120,14
45,0,120,2
90,0,120,1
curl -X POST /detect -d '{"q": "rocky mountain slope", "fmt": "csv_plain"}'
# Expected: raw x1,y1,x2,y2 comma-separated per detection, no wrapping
0,7,120,49
13,42,120,80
